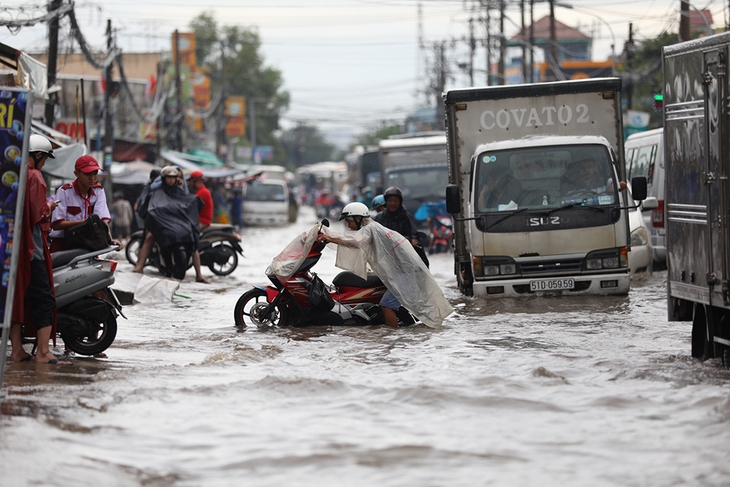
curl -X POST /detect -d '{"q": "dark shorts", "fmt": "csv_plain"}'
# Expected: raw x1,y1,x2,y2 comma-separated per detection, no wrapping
26,259,55,329
113,224,131,238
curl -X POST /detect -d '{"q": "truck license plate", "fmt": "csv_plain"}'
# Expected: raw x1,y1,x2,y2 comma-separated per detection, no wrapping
529,278,575,292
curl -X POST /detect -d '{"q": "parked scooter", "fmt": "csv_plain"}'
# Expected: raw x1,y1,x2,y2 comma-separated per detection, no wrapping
126,224,243,277
51,245,125,356
233,219,415,328
428,215,453,254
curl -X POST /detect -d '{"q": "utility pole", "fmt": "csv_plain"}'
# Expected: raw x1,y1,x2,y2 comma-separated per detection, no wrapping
549,0,558,81
103,19,114,199
679,1,691,42
173,30,183,152
468,15,475,86
217,40,226,160
529,0,535,82
498,0,505,85
625,23,635,110
485,3,492,85
436,41,446,129
45,0,62,127
520,0,526,83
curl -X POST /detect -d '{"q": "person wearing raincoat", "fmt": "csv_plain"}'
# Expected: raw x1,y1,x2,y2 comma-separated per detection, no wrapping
317,202,452,328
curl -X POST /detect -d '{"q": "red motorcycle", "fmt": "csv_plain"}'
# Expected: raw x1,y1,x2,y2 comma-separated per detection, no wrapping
233,220,414,328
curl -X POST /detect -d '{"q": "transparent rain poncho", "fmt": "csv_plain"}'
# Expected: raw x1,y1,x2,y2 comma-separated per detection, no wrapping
321,218,453,328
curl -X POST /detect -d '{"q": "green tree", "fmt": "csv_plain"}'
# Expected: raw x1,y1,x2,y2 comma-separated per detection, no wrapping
189,12,290,161
620,31,677,127
280,124,336,168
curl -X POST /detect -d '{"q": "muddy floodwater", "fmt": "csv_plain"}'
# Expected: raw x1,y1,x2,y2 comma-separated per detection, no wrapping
2,208,730,487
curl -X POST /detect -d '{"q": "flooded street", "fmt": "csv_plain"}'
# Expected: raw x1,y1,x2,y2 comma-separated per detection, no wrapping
3,208,730,487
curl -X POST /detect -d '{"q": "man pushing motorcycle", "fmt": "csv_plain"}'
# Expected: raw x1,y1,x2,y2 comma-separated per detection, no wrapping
317,202,452,328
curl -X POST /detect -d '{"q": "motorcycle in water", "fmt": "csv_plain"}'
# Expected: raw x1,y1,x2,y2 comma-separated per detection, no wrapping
126,224,243,277
428,215,453,254
233,219,415,328
51,245,125,355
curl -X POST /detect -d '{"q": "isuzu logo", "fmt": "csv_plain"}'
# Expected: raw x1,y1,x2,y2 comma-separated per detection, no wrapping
528,216,560,227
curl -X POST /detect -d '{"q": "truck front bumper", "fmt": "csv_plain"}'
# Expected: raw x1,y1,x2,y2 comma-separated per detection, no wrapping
471,272,630,298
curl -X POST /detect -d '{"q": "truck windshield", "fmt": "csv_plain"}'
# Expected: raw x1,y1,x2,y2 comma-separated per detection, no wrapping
246,183,286,202
384,165,449,200
474,144,617,213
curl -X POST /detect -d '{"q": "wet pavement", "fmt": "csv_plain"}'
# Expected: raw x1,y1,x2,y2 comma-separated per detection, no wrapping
2,207,730,486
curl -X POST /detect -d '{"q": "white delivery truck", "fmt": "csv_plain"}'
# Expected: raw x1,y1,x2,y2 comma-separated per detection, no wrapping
663,32,730,364
444,78,646,297
379,132,449,224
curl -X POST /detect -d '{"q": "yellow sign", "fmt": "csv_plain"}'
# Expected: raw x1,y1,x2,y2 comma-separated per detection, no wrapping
225,96,246,118
226,117,246,137
172,32,197,68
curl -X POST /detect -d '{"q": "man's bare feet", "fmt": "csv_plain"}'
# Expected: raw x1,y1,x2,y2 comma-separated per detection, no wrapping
196,276,210,284
32,352,72,365
8,352,32,362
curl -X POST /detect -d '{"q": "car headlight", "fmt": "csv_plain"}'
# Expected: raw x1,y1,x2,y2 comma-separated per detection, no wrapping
630,226,649,247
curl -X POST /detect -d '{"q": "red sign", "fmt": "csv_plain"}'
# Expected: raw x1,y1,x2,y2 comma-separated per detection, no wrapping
54,121,85,141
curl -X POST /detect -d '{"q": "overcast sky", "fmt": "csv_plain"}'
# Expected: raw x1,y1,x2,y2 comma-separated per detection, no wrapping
1,0,726,147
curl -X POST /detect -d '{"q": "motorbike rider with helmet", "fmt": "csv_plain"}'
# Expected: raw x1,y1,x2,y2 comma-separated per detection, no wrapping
370,194,385,217
374,186,428,267
317,202,452,329
142,165,203,280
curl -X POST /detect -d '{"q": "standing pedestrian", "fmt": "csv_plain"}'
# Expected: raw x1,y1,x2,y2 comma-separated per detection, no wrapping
9,134,70,364
110,192,134,244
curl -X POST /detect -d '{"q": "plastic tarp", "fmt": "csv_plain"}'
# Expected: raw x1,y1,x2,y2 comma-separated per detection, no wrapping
145,186,202,248
160,150,243,179
133,275,180,304
17,52,47,99
321,220,453,328
111,160,157,186
40,143,86,180
267,224,321,280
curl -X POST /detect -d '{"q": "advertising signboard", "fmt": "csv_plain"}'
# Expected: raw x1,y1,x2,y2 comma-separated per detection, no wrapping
0,87,33,395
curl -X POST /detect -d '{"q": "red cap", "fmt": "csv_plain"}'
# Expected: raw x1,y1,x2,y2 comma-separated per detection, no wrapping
75,155,102,173
189,170,204,180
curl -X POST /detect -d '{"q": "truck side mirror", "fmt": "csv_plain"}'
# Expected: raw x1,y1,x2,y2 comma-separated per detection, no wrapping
446,184,461,214
630,176,647,201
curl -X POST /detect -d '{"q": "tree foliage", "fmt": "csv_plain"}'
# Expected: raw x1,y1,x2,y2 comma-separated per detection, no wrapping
189,12,290,158
279,124,336,168
620,31,677,126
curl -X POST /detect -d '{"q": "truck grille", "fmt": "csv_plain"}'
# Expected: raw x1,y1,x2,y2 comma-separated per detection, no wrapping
519,258,583,275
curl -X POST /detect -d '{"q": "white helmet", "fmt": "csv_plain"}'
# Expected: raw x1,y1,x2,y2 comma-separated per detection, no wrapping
160,165,179,177
29,134,55,158
339,202,370,220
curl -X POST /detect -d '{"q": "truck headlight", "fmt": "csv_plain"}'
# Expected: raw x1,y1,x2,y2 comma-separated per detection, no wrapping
474,257,518,277
584,248,627,270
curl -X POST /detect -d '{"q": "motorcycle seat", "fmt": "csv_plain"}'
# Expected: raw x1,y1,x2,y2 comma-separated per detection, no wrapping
332,271,383,288
51,248,89,269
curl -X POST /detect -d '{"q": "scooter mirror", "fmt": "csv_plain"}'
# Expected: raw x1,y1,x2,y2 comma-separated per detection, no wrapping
321,218,330,227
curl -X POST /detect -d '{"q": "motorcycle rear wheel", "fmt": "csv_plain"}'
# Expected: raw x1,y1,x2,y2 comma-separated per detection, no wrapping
60,313,117,356
125,234,143,265
234,289,288,328
208,243,238,276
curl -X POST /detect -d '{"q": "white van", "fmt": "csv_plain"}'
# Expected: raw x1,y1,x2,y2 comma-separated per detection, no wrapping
242,180,290,226
625,128,665,265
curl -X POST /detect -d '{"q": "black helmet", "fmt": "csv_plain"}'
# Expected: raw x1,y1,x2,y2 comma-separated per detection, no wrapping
383,186,403,202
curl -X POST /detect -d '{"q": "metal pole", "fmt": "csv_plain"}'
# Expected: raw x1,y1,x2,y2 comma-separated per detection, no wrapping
45,0,62,127
103,19,114,199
